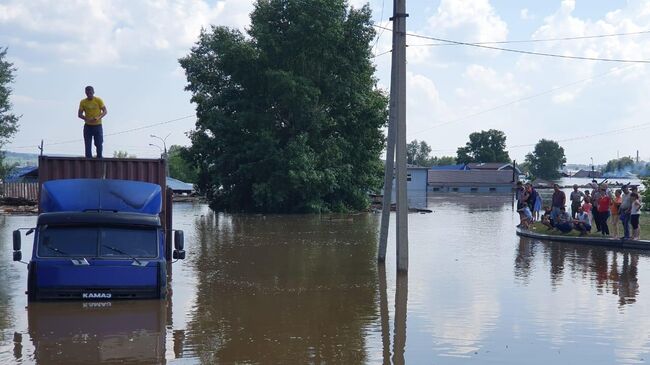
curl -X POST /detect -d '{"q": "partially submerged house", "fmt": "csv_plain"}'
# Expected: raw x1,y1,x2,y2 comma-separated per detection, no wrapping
571,169,603,178
428,162,520,193
428,170,517,193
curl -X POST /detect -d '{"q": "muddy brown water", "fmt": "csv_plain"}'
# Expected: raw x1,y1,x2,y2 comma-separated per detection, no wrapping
0,195,649,364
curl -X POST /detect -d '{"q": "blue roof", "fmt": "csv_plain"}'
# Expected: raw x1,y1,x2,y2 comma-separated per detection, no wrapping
41,179,162,214
166,177,193,192
5,166,38,182
429,164,467,171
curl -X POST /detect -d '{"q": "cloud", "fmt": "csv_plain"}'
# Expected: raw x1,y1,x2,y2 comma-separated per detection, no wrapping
426,0,508,44
520,8,534,21
0,0,256,65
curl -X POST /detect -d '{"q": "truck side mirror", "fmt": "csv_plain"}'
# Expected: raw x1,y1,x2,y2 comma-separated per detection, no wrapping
13,230,21,251
173,250,186,260
13,251,22,262
174,230,184,250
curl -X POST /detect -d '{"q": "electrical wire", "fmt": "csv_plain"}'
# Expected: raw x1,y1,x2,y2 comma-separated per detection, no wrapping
371,0,386,54
407,64,635,137
373,25,650,63
406,29,650,47
8,114,195,150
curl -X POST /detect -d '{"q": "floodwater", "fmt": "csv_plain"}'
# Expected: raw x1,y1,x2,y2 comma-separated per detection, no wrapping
0,196,650,364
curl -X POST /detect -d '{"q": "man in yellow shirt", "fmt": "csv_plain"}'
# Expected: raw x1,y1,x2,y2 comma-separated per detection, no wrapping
77,85,107,158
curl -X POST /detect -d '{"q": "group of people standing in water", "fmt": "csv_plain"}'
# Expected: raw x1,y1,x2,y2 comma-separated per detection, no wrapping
516,181,643,240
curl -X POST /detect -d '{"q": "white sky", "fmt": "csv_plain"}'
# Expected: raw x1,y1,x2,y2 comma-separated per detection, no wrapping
1,0,650,165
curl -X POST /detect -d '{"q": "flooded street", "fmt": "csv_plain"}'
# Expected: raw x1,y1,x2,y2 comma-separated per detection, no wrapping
1,195,650,364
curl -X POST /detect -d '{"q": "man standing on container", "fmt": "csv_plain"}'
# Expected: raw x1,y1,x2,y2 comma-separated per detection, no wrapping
78,86,107,158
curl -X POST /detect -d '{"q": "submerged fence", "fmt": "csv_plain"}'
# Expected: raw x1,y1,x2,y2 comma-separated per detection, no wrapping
1,182,39,202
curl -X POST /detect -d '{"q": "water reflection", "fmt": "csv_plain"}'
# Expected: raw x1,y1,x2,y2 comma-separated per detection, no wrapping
515,237,640,306
392,272,408,365
377,265,408,365
25,300,167,364
182,213,380,363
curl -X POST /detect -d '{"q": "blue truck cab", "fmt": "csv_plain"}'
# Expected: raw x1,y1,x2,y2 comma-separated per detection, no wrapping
13,178,185,301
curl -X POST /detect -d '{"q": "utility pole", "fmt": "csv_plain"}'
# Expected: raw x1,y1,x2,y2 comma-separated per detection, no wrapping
151,133,171,177
378,0,408,272
393,0,408,272
378,90,396,262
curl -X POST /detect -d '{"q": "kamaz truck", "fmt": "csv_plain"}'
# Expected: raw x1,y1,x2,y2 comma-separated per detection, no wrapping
12,156,186,301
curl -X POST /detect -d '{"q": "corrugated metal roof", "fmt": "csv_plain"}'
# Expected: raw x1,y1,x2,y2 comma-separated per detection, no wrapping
166,177,193,192
429,164,467,171
5,166,38,182
428,170,516,185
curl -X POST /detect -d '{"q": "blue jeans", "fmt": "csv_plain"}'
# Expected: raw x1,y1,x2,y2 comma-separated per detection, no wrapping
84,124,103,158
621,212,631,238
551,207,562,222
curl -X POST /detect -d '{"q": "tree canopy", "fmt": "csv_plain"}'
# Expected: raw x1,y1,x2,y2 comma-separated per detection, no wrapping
603,157,635,173
456,129,509,164
179,1,387,213
168,145,198,184
525,139,566,180
407,139,454,167
0,48,19,179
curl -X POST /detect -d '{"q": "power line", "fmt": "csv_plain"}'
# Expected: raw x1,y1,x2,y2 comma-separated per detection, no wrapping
429,122,650,154
372,48,393,58
9,114,195,150
408,64,634,137
370,0,386,54
373,25,650,64
406,29,650,47
509,122,650,149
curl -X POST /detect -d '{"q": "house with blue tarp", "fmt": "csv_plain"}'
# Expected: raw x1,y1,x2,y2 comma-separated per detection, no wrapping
5,166,38,183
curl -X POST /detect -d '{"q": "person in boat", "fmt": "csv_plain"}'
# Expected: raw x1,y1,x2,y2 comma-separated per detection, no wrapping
541,206,554,230
620,185,632,239
551,184,566,223
573,206,592,236
569,184,585,219
630,191,643,240
555,206,573,233
610,189,622,238
525,183,541,221
591,183,602,233
581,196,593,226
596,185,612,236
518,205,533,229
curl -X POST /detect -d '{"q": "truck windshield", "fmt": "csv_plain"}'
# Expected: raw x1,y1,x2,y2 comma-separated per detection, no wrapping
38,226,158,258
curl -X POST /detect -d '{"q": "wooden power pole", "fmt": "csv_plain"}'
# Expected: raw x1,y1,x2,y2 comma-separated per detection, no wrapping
379,0,408,272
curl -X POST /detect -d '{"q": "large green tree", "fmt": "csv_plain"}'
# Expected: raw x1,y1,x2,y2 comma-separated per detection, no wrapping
179,1,387,213
456,129,509,164
168,145,198,184
0,48,19,178
525,139,566,180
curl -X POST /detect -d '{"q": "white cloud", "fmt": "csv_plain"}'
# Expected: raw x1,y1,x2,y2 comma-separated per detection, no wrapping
520,8,534,21
0,0,255,65
426,0,508,43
